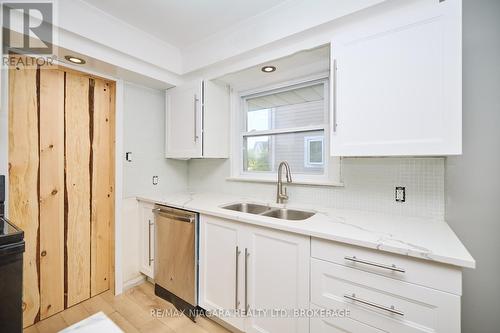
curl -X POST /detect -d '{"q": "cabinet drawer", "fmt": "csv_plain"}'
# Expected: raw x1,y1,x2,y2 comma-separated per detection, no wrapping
311,238,461,294
310,304,384,333
311,258,460,333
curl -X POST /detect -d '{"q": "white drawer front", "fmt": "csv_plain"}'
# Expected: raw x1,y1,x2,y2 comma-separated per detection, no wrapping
311,259,460,333
310,305,384,333
311,238,461,295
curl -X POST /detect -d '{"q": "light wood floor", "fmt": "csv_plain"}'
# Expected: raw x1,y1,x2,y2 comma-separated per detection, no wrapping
24,282,232,333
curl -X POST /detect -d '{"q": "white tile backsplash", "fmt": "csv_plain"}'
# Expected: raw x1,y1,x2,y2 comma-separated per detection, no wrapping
187,157,445,219
121,84,444,220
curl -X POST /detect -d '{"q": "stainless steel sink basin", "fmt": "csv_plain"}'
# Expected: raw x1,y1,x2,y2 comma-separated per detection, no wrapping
261,208,315,221
222,203,271,214
221,202,315,221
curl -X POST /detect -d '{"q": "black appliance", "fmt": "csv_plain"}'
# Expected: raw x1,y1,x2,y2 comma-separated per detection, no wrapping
0,175,25,333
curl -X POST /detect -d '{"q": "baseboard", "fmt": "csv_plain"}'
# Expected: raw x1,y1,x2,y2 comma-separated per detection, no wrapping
122,275,146,291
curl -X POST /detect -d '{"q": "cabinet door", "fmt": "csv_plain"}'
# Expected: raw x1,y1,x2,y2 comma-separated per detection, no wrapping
199,215,245,331
245,226,310,333
203,80,230,158
165,80,202,158
139,203,154,278
331,0,461,156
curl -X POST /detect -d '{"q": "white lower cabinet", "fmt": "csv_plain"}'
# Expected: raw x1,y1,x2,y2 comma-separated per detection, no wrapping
139,201,155,278
199,216,463,333
245,225,310,333
199,215,310,333
310,239,461,333
199,214,245,330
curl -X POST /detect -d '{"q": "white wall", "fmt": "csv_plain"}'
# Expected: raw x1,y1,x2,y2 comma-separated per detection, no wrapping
123,82,188,198
188,157,445,220
445,0,500,331
121,82,188,285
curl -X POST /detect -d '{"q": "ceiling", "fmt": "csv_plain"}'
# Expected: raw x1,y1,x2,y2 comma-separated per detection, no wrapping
82,0,290,49
219,45,330,92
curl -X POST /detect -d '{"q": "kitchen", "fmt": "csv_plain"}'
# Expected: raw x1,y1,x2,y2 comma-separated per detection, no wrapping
0,0,498,333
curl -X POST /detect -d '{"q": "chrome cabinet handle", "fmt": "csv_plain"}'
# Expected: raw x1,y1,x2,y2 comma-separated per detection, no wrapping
332,59,338,132
193,94,199,142
344,294,404,316
148,220,154,265
152,208,194,223
244,248,249,313
344,256,405,273
235,246,241,309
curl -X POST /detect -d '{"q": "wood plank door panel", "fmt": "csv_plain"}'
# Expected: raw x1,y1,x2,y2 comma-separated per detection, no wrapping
39,69,65,319
90,79,112,296
9,60,115,327
8,58,40,328
64,72,91,307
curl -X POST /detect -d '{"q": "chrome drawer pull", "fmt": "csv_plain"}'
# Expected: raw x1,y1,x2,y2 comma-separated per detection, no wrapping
344,294,404,316
344,256,405,273
193,94,199,142
245,248,249,314
332,58,338,132
235,246,241,310
148,220,154,265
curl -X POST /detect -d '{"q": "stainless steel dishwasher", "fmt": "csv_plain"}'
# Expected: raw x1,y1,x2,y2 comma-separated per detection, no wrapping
153,205,198,319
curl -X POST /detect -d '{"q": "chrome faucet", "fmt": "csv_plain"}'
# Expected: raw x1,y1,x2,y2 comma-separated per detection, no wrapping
276,161,292,204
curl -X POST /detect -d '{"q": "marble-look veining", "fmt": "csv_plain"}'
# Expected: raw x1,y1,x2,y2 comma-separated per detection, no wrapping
137,192,475,269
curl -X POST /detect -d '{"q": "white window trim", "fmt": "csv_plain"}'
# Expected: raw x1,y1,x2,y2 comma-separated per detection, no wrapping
228,74,343,187
304,136,324,168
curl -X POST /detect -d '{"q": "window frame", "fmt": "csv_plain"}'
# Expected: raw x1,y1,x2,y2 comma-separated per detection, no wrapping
229,74,342,186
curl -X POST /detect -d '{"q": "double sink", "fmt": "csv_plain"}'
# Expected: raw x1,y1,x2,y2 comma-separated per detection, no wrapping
221,202,315,221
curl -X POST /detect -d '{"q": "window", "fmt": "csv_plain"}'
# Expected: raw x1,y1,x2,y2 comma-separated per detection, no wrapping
233,78,339,184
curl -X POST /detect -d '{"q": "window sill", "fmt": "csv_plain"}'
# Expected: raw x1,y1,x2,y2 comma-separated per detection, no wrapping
226,176,344,187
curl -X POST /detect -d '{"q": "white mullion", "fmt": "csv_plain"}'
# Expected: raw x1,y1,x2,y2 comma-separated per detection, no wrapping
242,124,327,138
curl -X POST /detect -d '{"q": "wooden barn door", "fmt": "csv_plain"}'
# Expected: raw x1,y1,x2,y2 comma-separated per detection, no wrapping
8,58,115,328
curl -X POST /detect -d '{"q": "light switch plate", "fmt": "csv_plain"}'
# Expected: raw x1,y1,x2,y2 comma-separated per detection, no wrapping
395,186,406,202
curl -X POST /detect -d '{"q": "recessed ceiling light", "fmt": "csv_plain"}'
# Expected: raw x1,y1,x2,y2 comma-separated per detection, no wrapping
64,55,86,64
261,65,276,73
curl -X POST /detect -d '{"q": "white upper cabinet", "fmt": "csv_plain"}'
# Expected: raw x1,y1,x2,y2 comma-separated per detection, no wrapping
165,79,230,159
331,0,462,156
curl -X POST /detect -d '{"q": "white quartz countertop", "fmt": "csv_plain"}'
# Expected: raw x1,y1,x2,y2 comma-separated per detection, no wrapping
137,192,475,269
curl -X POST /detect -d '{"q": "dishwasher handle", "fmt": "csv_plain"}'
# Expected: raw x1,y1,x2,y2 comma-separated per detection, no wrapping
152,208,195,223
